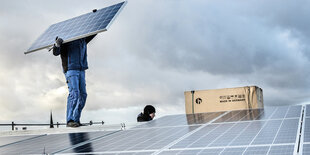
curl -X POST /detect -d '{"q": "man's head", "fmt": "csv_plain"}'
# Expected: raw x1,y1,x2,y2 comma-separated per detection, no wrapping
144,105,156,119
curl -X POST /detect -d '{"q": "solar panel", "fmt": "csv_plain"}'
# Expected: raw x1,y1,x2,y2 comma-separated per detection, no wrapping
0,105,306,154
0,131,117,154
25,1,127,54
0,135,43,147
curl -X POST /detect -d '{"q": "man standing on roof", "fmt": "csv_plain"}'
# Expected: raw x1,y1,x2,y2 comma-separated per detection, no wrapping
53,35,96,127
137,105,156,122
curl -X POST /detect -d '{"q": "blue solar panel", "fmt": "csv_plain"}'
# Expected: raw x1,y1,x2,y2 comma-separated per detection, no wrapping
0,135,43,147
26,1,126,54
0,105,304,154
0,131,116,154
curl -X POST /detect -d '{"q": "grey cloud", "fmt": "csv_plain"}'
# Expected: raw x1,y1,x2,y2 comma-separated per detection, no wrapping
0,0,310,124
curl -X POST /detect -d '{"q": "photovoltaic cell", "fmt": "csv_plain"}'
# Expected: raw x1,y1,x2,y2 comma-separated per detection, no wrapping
243,146,270,155
250,120,282,145
306,104,310,117
26,1,126,54
303,144,310,155
209,122,249,147
268,145,295,155
220,147,246,155
304,118,310,142
273,119,299,144
285,105,302,118
270,106,289,119
229,121,266,146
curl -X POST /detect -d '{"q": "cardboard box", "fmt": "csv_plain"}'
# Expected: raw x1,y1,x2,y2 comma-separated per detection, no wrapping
184,86,263,114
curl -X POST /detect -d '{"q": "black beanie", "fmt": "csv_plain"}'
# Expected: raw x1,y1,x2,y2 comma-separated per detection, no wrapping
144,105,156,115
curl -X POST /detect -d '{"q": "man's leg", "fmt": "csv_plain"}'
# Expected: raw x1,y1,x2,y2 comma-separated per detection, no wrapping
75,70,87,123
65,70,80,123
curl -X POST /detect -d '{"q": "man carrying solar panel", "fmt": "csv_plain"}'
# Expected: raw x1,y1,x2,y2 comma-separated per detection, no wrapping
53,35,96,127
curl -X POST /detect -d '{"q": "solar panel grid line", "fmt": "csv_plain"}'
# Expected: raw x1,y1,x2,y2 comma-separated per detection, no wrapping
186,112,218,125
121,127,188,151
228,121,267,146
158,115,185,127
206,109,275,149
207,119,250,147
251,120,283,145
65,127,191,153
271,106,290,119
214,110,244,123
225,122,253,147
224,110,250,122
95,129,150,152
54,130,130,153
265,106,291,154
273,119,300,144
173,124,221,149
82,130,139,152
107,129,161,151
142,127,200,151
245,107,278,148
240,109,264,121
286,105,302,118
202,123,244,149
151,111,230,155
52,130,122,154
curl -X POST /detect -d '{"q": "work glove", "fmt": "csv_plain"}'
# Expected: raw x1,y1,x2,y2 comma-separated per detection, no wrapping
55,37,63,47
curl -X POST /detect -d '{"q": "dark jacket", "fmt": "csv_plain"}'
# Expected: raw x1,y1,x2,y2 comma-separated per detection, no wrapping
137,112,152,122
53,35,96,73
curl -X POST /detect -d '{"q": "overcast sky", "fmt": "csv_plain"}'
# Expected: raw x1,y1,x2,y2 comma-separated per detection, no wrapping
0,0,310,125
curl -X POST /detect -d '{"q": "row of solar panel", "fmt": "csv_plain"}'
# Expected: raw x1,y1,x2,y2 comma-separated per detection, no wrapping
0,105,305,154
136,105,301,129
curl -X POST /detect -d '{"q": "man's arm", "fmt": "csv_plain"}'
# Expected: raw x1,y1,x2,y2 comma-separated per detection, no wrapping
53,37,64,56
85,34,97,44
53,45,61,56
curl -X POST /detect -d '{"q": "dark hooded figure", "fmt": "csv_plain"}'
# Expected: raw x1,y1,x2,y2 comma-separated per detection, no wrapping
137,105,156,122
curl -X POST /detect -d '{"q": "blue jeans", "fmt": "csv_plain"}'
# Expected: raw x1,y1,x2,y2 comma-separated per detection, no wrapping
65,70,87,123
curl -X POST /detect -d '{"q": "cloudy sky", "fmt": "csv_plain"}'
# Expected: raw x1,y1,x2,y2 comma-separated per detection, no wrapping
0,0,310,125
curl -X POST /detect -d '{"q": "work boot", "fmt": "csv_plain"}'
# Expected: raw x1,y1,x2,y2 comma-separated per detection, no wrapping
67,121,79,128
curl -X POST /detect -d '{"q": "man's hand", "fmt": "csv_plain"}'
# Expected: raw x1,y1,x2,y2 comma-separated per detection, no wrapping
55,37,63,47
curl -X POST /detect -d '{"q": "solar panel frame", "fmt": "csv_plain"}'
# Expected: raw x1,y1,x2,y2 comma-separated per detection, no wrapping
300,104,308,155
25,1,127,54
